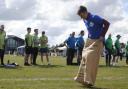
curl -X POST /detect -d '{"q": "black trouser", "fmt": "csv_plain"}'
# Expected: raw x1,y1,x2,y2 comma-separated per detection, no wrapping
77,48,83,65
32,47,38,64
126,53,128,65
105,48,112,66
66,48,75,65
0,49,5,65
120,52,123,61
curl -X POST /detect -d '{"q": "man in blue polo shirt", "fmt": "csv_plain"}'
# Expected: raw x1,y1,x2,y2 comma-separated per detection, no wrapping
74,6,110,87
76,30,85,65
65,32,76,65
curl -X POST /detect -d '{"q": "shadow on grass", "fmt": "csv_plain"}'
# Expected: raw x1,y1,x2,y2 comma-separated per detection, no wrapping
80,85,109,89
66,63,79,66
34,64,65,68
0,64,65,69
99,65,128,68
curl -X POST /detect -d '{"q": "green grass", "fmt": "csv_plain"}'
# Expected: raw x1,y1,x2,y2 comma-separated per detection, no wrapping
0,55,128,89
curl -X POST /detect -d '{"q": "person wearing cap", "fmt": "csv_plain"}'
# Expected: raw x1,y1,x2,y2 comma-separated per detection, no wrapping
74,6,110,87
114,34,121,64
105,34,113,66
24,27,33,66
40,31,50,65
76,30,85,65
32,29,39,65
0,25,6,65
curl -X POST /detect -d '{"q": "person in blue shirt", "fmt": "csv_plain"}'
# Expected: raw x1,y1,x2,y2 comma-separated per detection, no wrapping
74,6,110,87
65,32,76,65
76,30,85,65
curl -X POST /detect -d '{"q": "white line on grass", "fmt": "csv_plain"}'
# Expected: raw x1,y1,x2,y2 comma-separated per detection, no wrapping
0,78,72,81
0,77,127,81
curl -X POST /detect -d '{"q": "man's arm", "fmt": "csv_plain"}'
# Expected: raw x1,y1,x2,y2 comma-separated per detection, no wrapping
25,38,28,47
101,19,110,37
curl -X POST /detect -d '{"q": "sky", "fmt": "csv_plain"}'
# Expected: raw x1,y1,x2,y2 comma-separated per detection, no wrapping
0,0,128,46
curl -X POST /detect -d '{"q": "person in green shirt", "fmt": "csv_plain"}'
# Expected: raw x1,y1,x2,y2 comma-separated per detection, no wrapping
105,34,113,66
125,41,128,65
24,27,33,66
0,25,6,65
40,31,50,65
111,45,117,66
32,29,39,65
0,28,5,65
114,34,121,64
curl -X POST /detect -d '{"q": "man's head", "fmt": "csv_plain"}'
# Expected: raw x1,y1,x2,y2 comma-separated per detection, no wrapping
42,31,45,35
27,27,31,33
77,6,88,19
116,34,121,39
71,32,75,37
1,25,4,31
108,34,111,38
34,29,38,34
80,30,84,36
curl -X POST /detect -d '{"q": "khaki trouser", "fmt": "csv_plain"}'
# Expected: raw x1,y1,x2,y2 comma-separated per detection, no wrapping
75,38,103,85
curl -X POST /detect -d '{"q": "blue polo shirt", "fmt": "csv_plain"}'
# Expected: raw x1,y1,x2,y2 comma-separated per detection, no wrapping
84,13,104,39
66,36,76,49
76,35,84,49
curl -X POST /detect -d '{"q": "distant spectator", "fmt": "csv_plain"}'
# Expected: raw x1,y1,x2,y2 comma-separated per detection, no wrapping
125,41,128,65
105,34,113,66
40,31,50,65
0,25,6,65
115,34,121,65
65,32,76,65
32,29,39,65
76,30,85,65
24,27,33,66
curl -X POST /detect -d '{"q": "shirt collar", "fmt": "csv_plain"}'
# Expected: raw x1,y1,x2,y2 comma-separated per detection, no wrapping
86,12,91,21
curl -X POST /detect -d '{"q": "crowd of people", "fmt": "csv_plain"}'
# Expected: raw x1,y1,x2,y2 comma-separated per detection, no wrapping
0,26,51,66
64,29,128,68
105,34,128,66
24,28,50,66
64,31,85,65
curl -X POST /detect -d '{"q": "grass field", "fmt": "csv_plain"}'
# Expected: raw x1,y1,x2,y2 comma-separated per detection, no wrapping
0,55,128,89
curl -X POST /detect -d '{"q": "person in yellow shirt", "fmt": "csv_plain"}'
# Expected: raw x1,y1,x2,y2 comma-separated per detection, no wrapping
24,27,33,66
0,29,5,65
40,31,50,65
32,29,39,65
0,25,6,65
